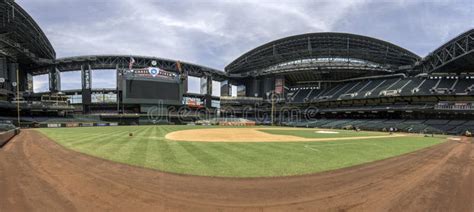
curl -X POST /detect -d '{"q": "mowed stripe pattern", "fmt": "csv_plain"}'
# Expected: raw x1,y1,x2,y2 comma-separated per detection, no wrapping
38,126,445,177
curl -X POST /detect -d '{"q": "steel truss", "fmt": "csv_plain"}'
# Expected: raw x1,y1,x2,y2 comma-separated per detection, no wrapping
32,55,225,80
0,0,55,64
226,32,420,74
421,29,474,73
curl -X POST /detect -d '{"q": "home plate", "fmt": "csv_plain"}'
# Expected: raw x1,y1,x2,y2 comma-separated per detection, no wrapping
315,130,340,134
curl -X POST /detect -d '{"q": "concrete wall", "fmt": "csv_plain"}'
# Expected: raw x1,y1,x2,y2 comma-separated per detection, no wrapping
0,129,17,147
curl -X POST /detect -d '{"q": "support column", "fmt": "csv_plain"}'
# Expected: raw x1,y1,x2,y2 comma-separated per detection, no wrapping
206,75,213,96
18,70,28,92
8,63,18,92
49,67,60,92
205,75,213,108
81,64,92,113
26,73,33,93
180,74,188,94
252,78,259,97
200,75,208,95
0,57,7,91
263,77,274,99
246,77,260,97
116,66,122,114
220,80,230,97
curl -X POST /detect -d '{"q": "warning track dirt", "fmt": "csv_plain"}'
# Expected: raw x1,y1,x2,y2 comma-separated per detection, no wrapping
1,130,472,211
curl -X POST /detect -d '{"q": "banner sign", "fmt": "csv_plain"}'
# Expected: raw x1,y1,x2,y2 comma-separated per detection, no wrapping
131,67,176,79
275,78,284,94
47,124,60,128
66,123,79,128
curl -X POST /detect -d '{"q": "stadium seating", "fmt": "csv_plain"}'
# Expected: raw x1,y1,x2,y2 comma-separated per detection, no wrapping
288,76,474,104
452,79,473,94
284,118,474,135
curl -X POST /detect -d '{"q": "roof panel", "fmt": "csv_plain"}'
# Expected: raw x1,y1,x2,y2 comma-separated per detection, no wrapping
226,32,421,74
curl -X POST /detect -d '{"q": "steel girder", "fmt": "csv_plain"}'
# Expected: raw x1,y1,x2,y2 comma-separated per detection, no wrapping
226,32,420,74
257,60,391,76
47,55,225,80
420,29,474,73
228,59,394,83
0,1,55,63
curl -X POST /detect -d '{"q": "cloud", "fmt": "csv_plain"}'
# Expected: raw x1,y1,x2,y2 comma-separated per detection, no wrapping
60,71,81,91
91,70,117,89
17,0,376,69
33,74,49,93
17,0,474,91
332,0,474,55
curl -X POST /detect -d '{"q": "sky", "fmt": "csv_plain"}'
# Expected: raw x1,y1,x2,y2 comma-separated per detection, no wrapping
21,0,473,93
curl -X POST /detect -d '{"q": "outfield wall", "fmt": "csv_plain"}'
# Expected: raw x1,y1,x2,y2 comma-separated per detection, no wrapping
39,122,119,128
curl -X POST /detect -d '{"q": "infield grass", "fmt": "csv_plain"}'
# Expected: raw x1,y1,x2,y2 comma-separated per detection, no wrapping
38,125,446,177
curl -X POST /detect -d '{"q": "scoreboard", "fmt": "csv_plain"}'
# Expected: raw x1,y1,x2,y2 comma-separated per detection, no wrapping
120,67,182,105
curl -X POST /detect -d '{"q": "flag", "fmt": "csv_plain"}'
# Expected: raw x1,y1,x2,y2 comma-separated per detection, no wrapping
176,60,183,73
129,57,135,70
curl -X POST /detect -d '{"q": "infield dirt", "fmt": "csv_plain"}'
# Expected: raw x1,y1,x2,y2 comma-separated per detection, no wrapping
0,130,473,211
165,127,405,142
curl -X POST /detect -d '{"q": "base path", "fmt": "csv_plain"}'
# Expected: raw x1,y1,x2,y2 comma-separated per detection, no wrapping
1,130,473,211
165,128,405,142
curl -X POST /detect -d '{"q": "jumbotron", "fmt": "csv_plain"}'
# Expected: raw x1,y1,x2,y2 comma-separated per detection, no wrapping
1,1,474,135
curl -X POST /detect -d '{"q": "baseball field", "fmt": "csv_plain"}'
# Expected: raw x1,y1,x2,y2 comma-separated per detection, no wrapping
1,126,473,211
38,125,444,177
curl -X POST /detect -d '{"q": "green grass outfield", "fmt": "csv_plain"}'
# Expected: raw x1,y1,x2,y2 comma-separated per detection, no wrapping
37,125,447,177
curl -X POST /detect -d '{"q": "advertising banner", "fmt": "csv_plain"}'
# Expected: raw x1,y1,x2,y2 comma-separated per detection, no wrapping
275,78,284,94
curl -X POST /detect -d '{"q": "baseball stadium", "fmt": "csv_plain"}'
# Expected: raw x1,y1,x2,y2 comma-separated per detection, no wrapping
0,0,473,211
